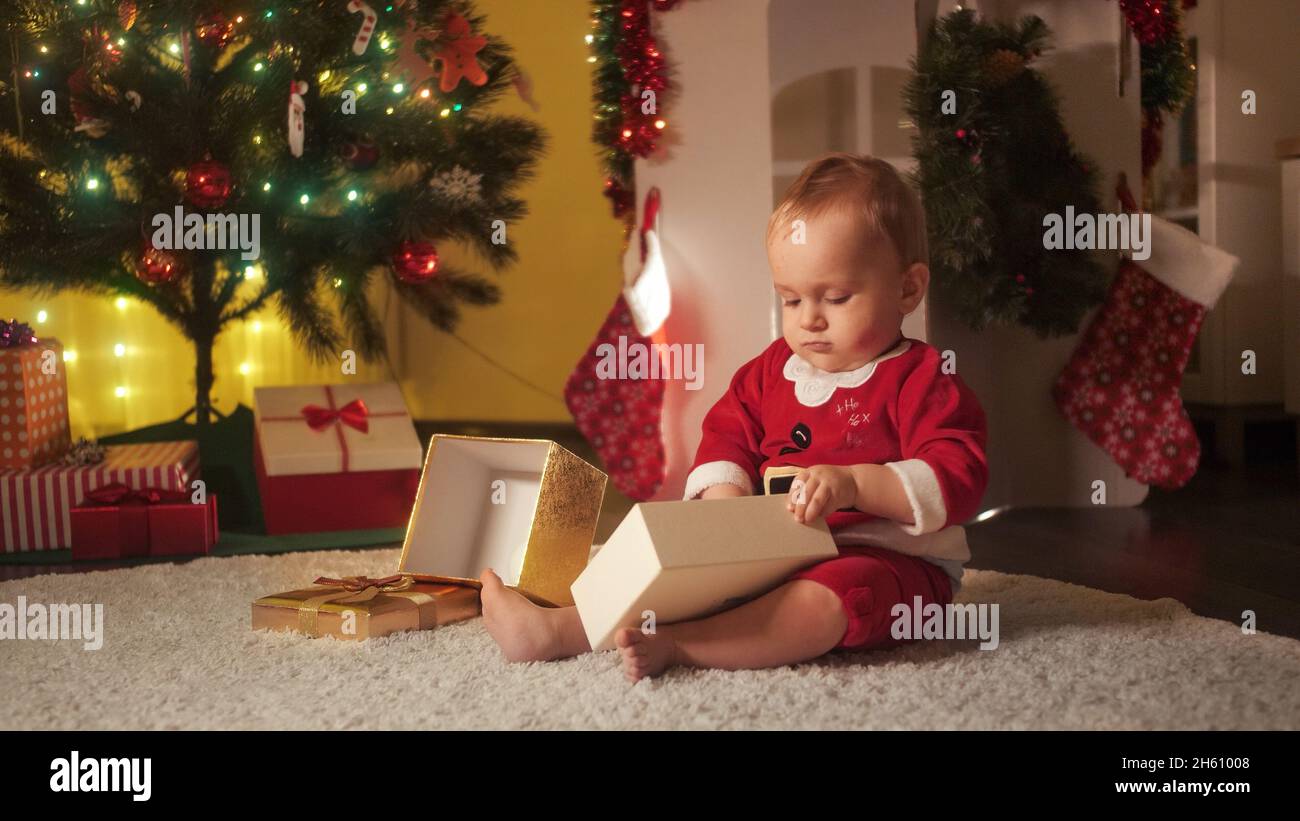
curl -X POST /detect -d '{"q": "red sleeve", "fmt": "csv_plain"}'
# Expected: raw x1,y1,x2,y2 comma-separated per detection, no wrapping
884,359,989,533
682,354,767,499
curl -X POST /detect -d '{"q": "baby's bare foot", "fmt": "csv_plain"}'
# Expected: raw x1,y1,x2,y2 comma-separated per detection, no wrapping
480,569,565,662
615,626,677,682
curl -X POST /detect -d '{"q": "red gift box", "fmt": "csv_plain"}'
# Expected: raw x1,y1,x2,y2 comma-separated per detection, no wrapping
1,440,200,553
70,483,219,560
253,383,422,534
0,337,72,469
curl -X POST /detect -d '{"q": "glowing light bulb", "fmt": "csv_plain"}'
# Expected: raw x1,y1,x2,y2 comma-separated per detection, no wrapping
114,343,126,357
586,56,596,63
262,182,272,191
299,194,309,205
36,310,47,323
244,265,261,280
253,134,262,144
392,83,404,93
654,119,666,129
333,278,343,288
347,190,358,201
440,108,450,117
453,103,462,111
40,45,48,53
115,386,128,398
169,42,180,55
585,34,594,44
239,362,252,375
420,88,430,99
251,321,263,333
115,298,127,310
86,178,99,190
63,350,77,363
356,82,367,93
254,62,264,72
386,107,394,115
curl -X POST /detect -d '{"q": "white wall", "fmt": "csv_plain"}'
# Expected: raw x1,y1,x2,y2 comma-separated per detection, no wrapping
632,0,776,501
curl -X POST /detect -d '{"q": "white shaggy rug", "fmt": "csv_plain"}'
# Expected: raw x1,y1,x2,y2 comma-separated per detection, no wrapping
3,547,1299,730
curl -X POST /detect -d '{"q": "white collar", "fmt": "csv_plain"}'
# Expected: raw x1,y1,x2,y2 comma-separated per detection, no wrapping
783,338,912,407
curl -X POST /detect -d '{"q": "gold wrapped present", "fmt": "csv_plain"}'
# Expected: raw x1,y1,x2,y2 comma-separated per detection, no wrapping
398,434,607,608
252,574,480,640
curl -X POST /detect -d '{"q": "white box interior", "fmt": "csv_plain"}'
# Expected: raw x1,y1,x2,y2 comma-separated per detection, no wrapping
401,438,552,586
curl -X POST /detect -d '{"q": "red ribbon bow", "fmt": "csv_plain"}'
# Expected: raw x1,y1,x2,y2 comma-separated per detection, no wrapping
85,482,188,507
300,398,370,434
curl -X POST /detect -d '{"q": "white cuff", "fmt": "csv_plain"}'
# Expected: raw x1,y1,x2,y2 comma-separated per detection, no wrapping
683,460,754,500
884,458,947,535
1144,215,1239,309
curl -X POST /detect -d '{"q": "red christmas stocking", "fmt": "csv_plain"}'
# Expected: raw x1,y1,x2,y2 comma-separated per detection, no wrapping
1052,216,1238,489
565,190,670,500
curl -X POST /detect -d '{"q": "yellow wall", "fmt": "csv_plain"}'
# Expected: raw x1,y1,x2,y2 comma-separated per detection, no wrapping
0,0,622,437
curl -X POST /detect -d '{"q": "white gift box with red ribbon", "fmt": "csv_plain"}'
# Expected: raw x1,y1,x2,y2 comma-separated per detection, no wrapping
252,382,422,534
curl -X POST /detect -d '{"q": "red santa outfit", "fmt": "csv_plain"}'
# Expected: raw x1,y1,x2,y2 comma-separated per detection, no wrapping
683,335,989,650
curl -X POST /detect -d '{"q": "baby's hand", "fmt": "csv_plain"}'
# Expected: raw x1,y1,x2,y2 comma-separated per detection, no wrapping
788,465,856,523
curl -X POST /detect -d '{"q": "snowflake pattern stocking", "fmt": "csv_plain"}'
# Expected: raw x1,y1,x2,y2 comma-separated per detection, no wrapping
1052,216,1237,489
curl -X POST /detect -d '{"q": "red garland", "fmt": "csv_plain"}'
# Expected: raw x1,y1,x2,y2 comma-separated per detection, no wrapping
1117,0,1175,46
613,0,670,158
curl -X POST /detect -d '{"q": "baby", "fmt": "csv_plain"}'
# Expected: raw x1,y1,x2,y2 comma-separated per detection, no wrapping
481,153,988,682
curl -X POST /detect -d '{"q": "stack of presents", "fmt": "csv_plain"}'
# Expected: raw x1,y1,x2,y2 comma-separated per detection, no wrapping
3,327,838,646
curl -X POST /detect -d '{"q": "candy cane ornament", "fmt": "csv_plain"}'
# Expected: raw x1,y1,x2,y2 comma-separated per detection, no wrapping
347,0,377,55
288,80,307,157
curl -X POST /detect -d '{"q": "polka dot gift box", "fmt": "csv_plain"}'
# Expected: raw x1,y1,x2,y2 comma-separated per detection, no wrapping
0,336,72,470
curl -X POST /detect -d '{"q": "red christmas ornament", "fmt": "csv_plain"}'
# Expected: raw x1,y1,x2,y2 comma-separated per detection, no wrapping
603,178,634,219
434,12,488,92
185,159,233,209
136,241,183,284
340,136,379,170
1117,0,1175,46
196,12,235,48
391,241,440,283
118,1,138,30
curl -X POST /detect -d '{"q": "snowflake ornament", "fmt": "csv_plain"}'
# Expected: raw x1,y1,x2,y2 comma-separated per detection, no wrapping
429,165,483,205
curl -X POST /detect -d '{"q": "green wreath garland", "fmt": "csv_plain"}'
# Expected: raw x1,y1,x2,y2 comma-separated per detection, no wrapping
903,10,1108,337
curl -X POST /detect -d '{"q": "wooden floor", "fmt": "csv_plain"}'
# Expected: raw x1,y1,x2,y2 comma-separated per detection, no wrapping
5,418,1298,641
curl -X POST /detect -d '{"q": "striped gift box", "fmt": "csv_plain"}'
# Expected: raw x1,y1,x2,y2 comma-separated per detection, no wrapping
0,441,200,553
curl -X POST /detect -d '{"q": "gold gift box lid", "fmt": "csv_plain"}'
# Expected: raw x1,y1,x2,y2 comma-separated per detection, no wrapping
398,434,607,608
252,577,480,640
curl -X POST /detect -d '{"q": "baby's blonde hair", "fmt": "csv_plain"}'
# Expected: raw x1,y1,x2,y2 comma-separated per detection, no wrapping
766,153,928,267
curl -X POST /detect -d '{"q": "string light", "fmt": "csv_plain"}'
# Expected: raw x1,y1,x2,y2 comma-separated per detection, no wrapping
244,265,261,280
453,103,462,111
386,106,394,115
440,108,450,117
585,34,594,44
62,350,77,363
36,310,47,323
319,70,331,82
253,134,262,144
262,181,272,191
169,42,180,54
115,386,128,398
39,45,48,53
299,194,309,205
113,343,126,357
251,321,263,333
254,62,264,71
238,362,252,375
347,189,358,201
115,298,128,310
86,178,100,190
356,82,367,93
332,278,343,288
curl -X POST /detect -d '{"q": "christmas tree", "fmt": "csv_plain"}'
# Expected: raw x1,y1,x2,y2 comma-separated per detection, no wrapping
0,0,545,425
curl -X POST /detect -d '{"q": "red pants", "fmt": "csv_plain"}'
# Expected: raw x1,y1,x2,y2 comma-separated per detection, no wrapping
789,545,953,651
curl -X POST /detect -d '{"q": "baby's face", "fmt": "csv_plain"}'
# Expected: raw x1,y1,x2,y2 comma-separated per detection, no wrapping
768,207,925,373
